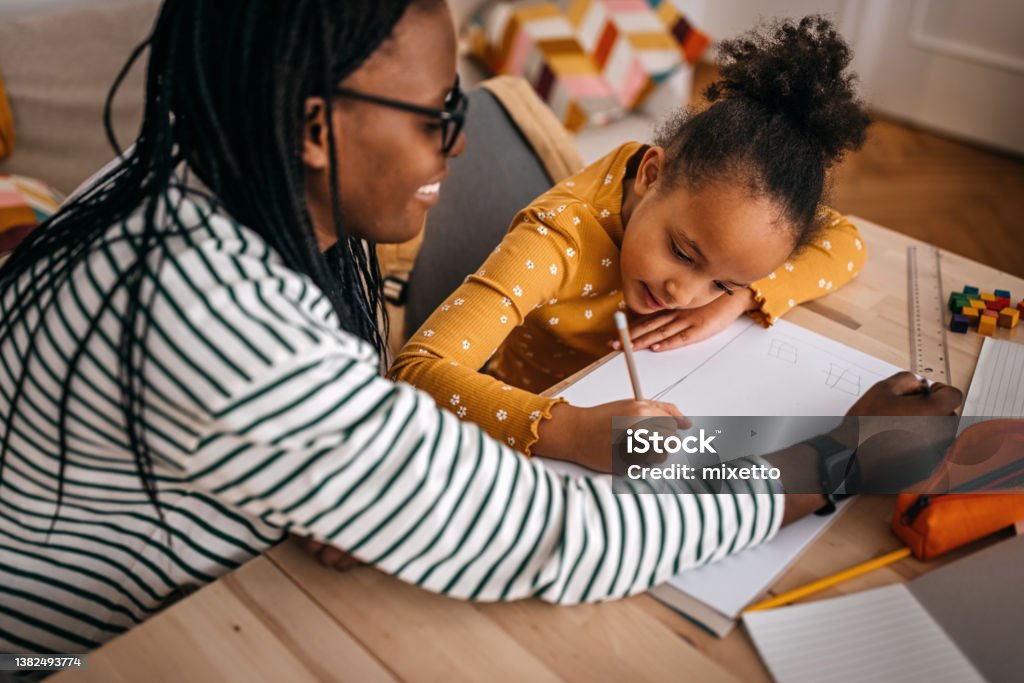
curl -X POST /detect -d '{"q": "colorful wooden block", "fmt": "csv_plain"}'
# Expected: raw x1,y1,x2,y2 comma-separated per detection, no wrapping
1018,301,1024,315
981,292,996,302
961,306,980,325
996,297,1011,308
982,309,998,319
978,316,996,337
994,289,1011,299
949,293,970,311
963,285,980,295
950,314,970,333
987,299,1007,312
969,299,986,310
999,308,1020,329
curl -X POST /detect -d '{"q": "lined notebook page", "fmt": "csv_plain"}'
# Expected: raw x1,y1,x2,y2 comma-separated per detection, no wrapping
743,584,984,683
962,338,1024,417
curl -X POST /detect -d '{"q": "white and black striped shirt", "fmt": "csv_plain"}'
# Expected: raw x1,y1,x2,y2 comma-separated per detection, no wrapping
0,189,783,653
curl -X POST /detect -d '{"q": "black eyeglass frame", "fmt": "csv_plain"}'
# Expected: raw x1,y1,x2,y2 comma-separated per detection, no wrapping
333,75,467,155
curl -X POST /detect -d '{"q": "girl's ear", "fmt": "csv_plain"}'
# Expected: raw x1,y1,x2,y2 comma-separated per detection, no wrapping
633,146,666,198
302,97,330,171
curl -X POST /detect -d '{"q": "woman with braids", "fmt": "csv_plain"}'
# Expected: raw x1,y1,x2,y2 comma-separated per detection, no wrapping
0,2,961,655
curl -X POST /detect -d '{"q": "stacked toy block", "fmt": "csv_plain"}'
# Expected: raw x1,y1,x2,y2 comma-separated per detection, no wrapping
948,285,1019,335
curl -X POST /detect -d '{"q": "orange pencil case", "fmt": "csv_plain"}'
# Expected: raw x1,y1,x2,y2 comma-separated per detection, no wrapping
892,492,1024,561
891,419,1024,561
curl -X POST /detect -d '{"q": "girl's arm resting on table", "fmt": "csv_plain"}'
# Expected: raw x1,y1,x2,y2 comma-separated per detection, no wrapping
749,208,867,326
622,210,863,351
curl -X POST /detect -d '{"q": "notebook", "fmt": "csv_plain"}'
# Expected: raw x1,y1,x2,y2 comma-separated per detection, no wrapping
743,534,1024,683
961,337,1024,420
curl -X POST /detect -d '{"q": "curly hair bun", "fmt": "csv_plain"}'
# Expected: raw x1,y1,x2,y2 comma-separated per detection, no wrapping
706,15,870,163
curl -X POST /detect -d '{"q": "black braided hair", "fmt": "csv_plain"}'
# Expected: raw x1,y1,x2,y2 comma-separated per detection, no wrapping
0,0,427,523
654,16,871,246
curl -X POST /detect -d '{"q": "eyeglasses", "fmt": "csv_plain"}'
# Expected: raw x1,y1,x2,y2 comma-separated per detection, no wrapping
333,75,468,155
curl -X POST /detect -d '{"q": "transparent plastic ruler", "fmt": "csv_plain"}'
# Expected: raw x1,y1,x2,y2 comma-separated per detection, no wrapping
906,245,951,384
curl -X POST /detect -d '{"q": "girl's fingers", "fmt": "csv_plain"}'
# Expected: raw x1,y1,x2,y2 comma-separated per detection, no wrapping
651,332,690,352
630,311,680,338
633,319,693,350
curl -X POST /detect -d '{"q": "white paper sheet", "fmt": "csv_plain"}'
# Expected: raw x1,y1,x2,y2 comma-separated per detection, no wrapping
743,584,985,683
962,337,1024,417
548,318,906,630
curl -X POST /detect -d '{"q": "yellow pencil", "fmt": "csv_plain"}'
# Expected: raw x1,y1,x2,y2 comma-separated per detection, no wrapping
744,547,912,613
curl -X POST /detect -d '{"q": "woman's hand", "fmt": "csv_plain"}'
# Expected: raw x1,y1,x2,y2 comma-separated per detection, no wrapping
835,372,964,493
613,289,756,352
535,400,690,473
298,536,363,572
846,371,962,417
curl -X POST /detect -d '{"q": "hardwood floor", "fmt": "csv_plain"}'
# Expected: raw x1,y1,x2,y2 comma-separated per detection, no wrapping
692,63,1024,278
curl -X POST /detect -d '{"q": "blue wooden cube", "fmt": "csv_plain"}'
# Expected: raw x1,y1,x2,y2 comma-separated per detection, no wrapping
949,314,970,333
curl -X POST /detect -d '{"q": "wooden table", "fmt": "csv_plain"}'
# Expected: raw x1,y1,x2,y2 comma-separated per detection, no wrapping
55,219,1024,683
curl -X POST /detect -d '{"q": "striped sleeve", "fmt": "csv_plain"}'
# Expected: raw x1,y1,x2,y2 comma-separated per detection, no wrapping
151,216,785,604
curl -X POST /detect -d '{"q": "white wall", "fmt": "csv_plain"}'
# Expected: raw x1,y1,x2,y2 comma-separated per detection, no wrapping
697,0,850,44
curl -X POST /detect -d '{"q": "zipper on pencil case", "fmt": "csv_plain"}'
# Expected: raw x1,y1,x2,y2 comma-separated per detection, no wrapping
899,494,976,526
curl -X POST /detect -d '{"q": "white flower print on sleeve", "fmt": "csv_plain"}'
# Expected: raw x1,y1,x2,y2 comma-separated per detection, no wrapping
457,406,467,418
461,339,471,350
601,258,612,267
512,285,523,297
525,259,535,270
566,247,576,257
549,317,559,326
584,309,593,319
502,297,512,307
423,329,435,337
537,226,549,236
496,409,508,422
454,298,464,306
450,394,460,406
549,264,558,275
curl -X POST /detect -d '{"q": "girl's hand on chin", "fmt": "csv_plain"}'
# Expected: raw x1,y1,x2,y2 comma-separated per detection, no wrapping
612,289,757,352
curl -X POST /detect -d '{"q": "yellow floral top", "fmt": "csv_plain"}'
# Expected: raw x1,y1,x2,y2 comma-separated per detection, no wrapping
390,142,867,454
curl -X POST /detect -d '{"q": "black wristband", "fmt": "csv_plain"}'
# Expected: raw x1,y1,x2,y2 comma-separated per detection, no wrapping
801,434,857,516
